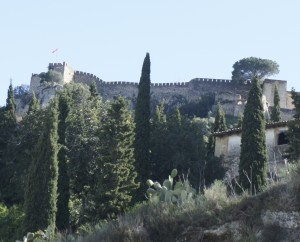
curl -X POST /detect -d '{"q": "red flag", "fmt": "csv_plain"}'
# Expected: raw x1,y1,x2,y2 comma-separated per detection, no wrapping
52,48,58,53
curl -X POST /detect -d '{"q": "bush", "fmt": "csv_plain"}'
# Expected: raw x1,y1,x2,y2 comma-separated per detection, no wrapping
0,203,24,242
203,180,229,210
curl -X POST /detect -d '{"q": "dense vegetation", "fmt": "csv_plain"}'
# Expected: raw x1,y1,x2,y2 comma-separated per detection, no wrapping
0,56,299,241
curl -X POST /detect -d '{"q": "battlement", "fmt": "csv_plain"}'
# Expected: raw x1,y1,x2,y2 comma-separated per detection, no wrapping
191,78,232,83
28,62,292,118
102,81,138,86
49,63,64,68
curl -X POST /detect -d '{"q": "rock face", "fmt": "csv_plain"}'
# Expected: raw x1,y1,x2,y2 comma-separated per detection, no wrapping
15,62,294,118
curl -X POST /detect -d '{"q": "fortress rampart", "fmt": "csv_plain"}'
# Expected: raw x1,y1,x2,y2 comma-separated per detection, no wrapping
28,62,293,117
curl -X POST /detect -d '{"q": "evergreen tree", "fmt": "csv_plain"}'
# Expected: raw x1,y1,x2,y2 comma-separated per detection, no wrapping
0,83,17,204
97,96,139,218
23,100,59,235
150,102,169,182
28,91,40,113
239,77,267,194
134,53,151,197
56,91,71,230
207,101,227,156
288,88,300,160
89,80,99,99
2,92,43,205
213,102,227,132
270,85,281,122
63,84,103,226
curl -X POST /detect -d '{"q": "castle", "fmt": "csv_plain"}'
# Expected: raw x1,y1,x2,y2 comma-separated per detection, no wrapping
19,62,296,182
25,62,295,119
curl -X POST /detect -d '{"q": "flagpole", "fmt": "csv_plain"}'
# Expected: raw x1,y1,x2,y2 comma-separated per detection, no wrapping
52,48,59,63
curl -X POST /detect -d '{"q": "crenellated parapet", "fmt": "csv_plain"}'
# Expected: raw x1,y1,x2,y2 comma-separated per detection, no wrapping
26,61,292,119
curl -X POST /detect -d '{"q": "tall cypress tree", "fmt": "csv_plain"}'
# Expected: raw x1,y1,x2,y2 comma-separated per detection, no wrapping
134,53,151,196
150,102,169,182
28,91,40,114
239,77,267,194
0,82,17,204
56,91,71,230
288,88,300,160
23,100,59,235
213,102,227,132
97,96,139,218
270,85,281,122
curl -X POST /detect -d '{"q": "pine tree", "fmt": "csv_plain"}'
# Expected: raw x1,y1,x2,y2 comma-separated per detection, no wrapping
97,96,139,218
56,91,71,230
288,88,300,160
23,100,59,235
213,102,227,132
270,85,281,122
239,77,267,194
134,53,151,197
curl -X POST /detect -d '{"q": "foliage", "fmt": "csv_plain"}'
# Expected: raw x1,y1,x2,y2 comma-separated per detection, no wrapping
203,180,229,210
0,203,24,242
14,85,31,105
14,84,30,98
40,70,63,84
231,57,279,84
65,89,101,226
17,226,52,242
134,53,151,199
288,89,300,160
0,83,17,205
204,155,226,187
180,93,215,118
213,102,227,132
56,90,72,230
239,77,267,194
28,91,40,114
96,96,139,219
146,169,196,205
23,100,59,236
270,85,281,122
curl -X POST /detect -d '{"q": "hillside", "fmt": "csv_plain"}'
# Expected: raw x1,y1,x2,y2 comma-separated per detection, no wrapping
55,164,300,242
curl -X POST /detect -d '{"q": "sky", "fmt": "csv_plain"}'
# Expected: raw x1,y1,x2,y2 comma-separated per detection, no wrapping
1,0,300,106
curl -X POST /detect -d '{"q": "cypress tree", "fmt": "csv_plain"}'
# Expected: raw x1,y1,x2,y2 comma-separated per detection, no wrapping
0,82,17,204
270,85,281,122
239,77,267,194
150,102,169,181
56,91,71,230
97,96,139,218
28,91,40,114
134,53,151,196
288,88,300,160
207,102,227,155
23,100,59,235
213,102,227,132
89,80,98,98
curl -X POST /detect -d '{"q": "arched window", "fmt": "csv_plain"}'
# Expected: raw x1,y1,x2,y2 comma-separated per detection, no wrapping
277,131,288,145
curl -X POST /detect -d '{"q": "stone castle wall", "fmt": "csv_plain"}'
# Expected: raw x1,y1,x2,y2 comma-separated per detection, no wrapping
263,79,287,109
27,62,294,118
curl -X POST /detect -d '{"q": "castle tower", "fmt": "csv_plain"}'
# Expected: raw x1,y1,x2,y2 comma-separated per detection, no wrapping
263,79,287,109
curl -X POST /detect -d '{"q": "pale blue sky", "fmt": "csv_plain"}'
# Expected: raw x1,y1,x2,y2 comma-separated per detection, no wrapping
1,0,300,106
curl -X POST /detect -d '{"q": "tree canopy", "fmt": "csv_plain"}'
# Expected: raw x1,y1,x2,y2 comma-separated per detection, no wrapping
232,57,279,84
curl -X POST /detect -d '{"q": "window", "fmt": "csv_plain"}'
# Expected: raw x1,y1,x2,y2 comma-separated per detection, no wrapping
277,131,288,145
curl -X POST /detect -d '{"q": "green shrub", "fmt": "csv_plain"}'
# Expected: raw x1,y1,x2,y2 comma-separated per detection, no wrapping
0,203,24,242
203,180,229,210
